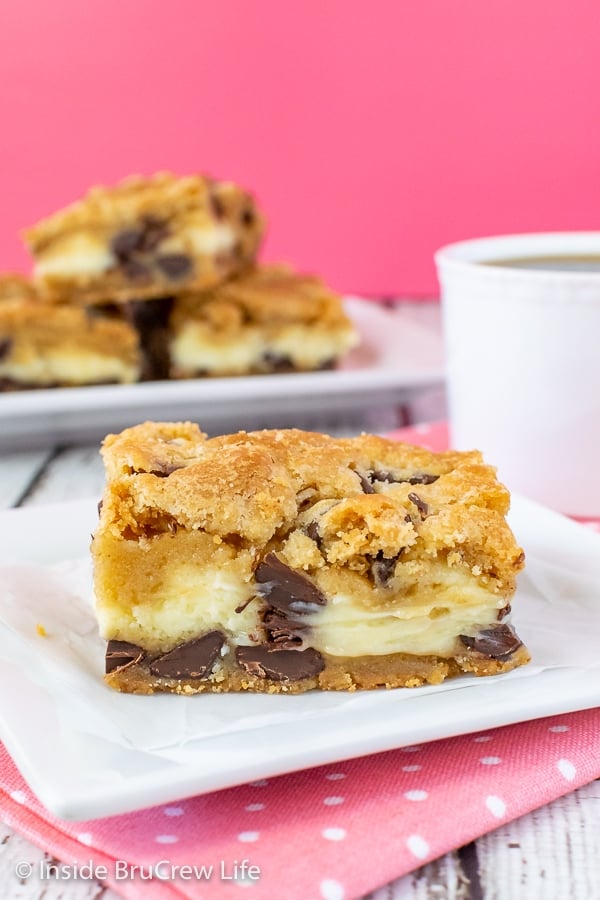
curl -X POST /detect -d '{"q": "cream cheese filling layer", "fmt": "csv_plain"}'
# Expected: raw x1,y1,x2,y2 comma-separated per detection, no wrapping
0,353,139,385
171,324,355,375
35,235,116,277
98,558,506,660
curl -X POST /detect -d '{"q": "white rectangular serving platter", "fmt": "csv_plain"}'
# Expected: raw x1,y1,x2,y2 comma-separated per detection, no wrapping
0,495,598,820
0,298,444,450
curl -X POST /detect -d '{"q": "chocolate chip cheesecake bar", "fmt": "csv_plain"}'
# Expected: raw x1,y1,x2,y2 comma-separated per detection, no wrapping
93,422,529,694
25,173,264,304
169,264,358,376
0,275,140,389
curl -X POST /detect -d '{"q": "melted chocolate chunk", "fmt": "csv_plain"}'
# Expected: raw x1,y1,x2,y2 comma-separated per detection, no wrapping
111,228,145,259
405,472,439,485
262,352,296,373
255,553,327,614
357,471,375,493
125,297,174,381
305,521,322,545
263,608,305,648
0,338,12,361
235,645,324,682
156,254,192,280
105,640,145,674
139,216,169,252
497,603,512,621
146,463,184,477
241,207,255,227
459,624,523,660
149,631,225,679
370,552,398,588
408,492,428,516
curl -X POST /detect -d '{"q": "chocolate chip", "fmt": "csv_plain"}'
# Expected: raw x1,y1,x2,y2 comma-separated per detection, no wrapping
149,631,225,679
305,521,322,544
0,338,12,361
370,470,439,486
356,471,375,493
408,492,428,516
97,499,103,517
156,254,192,280
406,473,439,485
147,463,184,477
370,552,398,588
105,640,145,674
262,352,296,373
255,553,327,614
111,228,144,260
497,603,512,621
124,297,174,381
263,608,305,648
459,624,523,660
241,207,255,227
210,193,225,219
139,216,169,252
235,645,324,681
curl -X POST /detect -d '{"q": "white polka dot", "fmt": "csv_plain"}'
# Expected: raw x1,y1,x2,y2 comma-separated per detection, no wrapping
402,764,422,772
486,795,506,818
238,831,260,842
558,759,576,782
249,779,269,787
405,790,428,802
322,827,347,841
320,879,345,900
406,834,430,859
549,725,570,733
325,773,346,781
480,756,502,765
155,835,179,844
323,796,345,806
245,803,266,812
401,745,421,753
9,790,26,804
163,806,184,816
473,735,492,742
413,423,432,435
77,832,93,846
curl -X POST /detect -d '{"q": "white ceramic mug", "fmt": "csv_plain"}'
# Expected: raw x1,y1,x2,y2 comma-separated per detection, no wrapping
435,233,600,517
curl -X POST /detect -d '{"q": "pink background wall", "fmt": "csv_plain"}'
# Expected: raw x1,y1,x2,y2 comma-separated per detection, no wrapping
1,0,599,295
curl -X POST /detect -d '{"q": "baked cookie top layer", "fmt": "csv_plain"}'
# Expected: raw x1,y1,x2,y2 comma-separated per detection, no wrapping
24,172,263,252
99,422,524,596
171,264,356,332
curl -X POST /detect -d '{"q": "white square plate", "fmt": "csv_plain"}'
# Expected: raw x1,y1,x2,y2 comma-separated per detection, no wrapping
0,298,443,450
0,495,598,820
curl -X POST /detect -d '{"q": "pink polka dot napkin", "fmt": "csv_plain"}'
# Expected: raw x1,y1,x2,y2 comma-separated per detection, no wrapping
1,422,599,900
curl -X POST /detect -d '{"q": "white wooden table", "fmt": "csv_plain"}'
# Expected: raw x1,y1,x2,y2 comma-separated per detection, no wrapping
0,302,599,898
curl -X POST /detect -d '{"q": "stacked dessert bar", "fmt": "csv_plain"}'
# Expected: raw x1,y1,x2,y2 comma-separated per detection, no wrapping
1,173,358,390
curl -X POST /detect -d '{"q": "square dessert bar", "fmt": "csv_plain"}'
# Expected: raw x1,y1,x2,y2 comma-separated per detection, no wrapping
93,422,529,694
0,275,140,389
169,264,359,376
24,173,264,304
